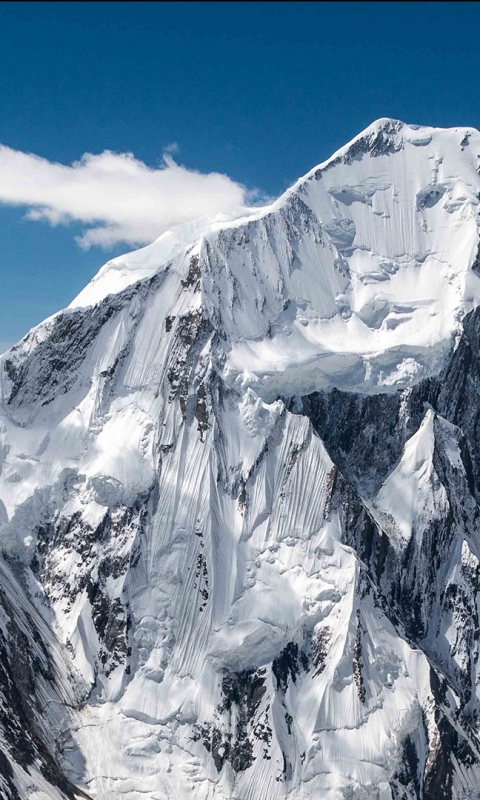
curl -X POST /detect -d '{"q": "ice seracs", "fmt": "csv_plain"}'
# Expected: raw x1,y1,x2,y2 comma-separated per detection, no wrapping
1,118,480,798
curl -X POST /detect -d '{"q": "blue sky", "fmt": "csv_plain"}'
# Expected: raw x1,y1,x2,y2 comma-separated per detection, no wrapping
1,1,479,350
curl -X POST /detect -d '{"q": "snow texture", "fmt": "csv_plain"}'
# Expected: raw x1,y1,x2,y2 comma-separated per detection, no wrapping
1,118,480,798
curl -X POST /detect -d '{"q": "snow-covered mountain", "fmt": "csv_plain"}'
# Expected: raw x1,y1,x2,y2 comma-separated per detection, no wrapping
1,118,480,799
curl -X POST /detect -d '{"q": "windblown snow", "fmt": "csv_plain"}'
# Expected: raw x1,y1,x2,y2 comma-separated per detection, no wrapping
1,119,480,799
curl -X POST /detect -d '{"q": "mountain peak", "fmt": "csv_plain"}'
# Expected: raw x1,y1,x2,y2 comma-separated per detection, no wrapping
2,120,480,798
9,118,480,408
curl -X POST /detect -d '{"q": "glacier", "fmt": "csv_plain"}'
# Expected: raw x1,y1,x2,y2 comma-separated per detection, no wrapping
1,118,480,798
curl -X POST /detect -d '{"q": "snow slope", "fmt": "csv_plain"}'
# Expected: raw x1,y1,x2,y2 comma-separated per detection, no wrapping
1,118,480,798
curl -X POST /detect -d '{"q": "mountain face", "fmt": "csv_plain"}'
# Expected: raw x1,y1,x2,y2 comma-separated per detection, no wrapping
2,119,480,799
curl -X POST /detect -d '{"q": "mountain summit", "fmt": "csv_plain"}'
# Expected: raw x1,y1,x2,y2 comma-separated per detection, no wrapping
1,119,480,799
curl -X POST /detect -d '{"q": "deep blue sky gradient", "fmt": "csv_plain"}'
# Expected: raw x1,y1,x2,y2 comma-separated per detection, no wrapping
1,1,479,347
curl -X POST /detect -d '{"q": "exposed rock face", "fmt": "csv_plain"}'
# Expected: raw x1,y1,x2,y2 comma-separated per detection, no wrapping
2,119,480,798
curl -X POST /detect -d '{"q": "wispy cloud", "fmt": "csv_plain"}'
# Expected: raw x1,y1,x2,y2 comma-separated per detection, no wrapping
0,144,265,249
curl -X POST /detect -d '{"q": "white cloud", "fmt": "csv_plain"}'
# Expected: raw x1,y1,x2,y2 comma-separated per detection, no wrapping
0,144,264,249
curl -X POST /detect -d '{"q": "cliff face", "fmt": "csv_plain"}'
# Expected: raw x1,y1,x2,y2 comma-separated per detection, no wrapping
2,119,480,799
